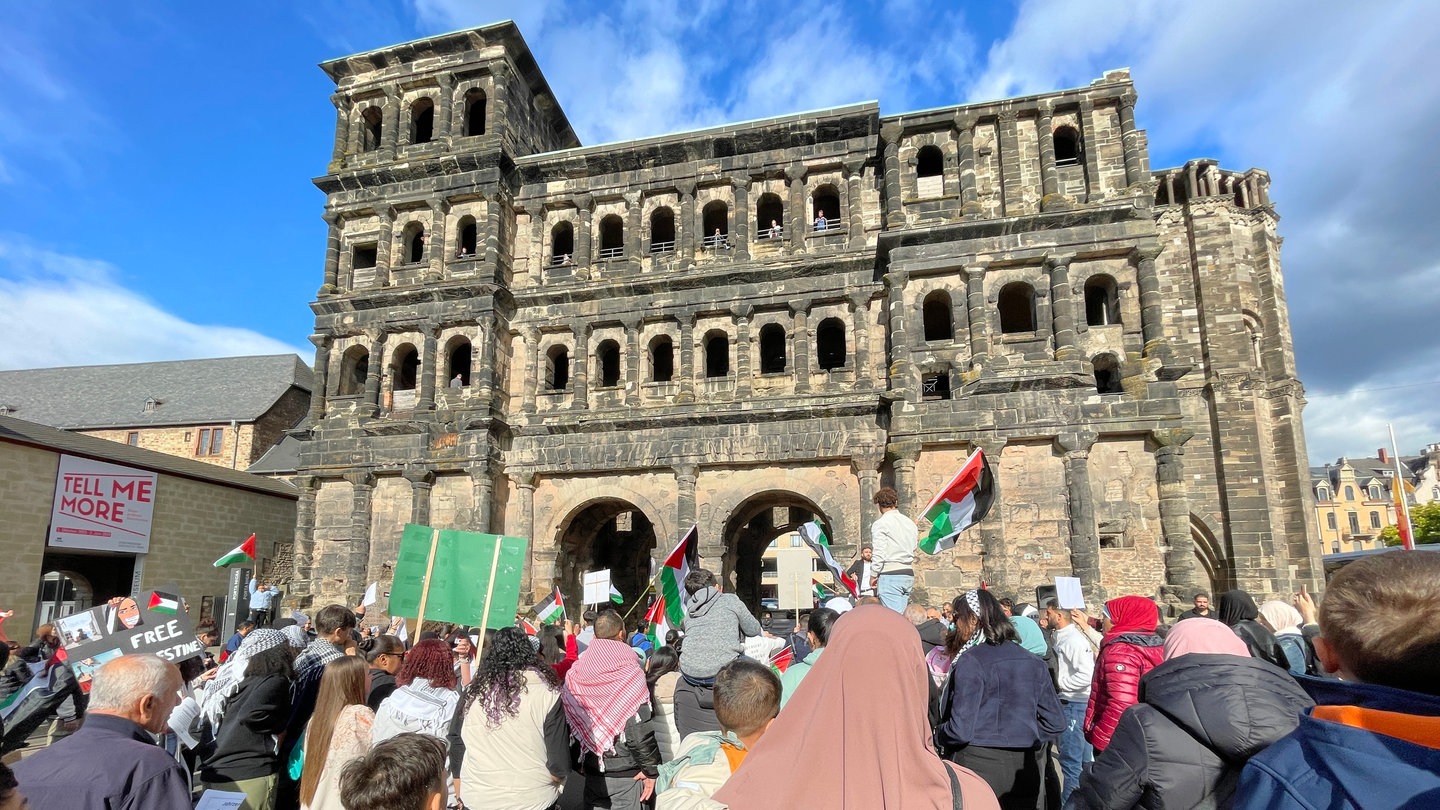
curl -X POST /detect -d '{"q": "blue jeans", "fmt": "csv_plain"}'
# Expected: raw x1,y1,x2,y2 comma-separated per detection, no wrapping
1059,698,1094,804
877,574,913,613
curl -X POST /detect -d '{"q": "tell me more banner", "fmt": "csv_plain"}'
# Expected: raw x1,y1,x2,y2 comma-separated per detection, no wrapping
388,524,528,630
56,591,202,692
48,454,157,553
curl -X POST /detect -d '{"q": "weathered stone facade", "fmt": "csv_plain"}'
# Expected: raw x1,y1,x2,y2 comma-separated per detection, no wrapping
293,23,1319,617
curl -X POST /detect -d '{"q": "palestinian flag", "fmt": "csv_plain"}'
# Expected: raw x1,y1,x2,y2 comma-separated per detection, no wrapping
212,534,257,568
520,618,539,636
768,645,795,675
533,587,564,624
920,449,996,554
797,522,858,597
646,524,698,647
609,585,623,604
147,591,181,615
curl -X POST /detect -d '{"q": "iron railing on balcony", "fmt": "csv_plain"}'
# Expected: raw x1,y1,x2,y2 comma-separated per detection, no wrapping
702,233,731,250
598,246,624,260
650,240,676,254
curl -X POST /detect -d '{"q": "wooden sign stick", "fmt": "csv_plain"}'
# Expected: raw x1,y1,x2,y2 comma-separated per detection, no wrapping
474,536,505,663
413,527,441,640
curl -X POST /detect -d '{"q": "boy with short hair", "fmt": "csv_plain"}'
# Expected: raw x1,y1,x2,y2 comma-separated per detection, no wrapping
1236,551,1440,809
656,659,781,809
340,732,448,810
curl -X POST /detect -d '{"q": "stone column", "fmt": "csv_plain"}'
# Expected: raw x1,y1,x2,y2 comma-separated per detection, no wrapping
624,192,642,263
291,476,318,603
1047,255,1078,360
511,473,539,595
418,327,438,411
470,320,487,395
880,122,904,228
434,75,453,141
733,307,753,398
427,199,448,280
363,333,384,416
1133,246,1165,352
996,108,1022,217
1059,432,1101,600
571,323,589,410
786,163,808,253
321,213,342,294
309,335,331,422
381,91,401,154
483,191,504,270
404,468,434,527
731,177,750,261
954,113,981,216
1035,288,1053,345
1154,430,1200,590
678,181,697,267
1118,92,1143,189
375,206,396,288
974,438,1009,590
468,463,494,533
522,328,539,414
346,471,375,601
1037,102,1060,206
624,321,641,407
574,195,593,277
675,464,698,530
965,266,990,369
843,158,866,249
850,291,873,388
853,455,882,531
884,269,911,394
343,100,362,157
677,316,696,403
1078,100,1101,203
889,442,921,516
790,300,811,393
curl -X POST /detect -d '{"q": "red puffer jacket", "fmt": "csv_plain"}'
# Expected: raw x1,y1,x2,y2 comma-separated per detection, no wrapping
1083,633,1165,751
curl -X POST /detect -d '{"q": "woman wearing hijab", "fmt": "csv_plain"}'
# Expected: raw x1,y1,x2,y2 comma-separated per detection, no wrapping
1215,591,1288,670
714,604,1000,809
1068,618,1313,809
1010,614,1049,658
1083,596,1165,753
935,589,1064,809
1256,600,1311,676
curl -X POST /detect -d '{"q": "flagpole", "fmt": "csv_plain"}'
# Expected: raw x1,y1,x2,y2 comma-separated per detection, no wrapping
1388,423,1416,551
413,528,441,638
620,524,698,624
475,535,505,662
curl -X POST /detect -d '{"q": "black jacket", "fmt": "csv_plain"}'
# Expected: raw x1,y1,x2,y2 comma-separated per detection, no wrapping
1229,620,1289,671
199,673,291,783
1068,653,1312,810
366,669,397,713
915,619,947,653
581,703,662,778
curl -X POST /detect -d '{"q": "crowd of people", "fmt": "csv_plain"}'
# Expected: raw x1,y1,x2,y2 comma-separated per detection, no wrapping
0,499,1437,808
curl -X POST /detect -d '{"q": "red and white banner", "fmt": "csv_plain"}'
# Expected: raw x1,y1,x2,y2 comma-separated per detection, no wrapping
48,454,157,553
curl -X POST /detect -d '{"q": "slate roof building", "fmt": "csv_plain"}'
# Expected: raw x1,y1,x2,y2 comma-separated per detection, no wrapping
1309,449,1422,555
0,355,312,471
292,23,1319,617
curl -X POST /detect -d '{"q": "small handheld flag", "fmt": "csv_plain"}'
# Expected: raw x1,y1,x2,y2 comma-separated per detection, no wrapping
213,534,257,568
646,524,698,647
147,591,181,615
920,449,996,554
768,645,795,674
609,585,623,604
797,522,858,597
533,587,565,624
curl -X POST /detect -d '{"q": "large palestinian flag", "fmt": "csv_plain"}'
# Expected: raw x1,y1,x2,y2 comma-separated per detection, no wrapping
645,524,698,646
920,449,996,554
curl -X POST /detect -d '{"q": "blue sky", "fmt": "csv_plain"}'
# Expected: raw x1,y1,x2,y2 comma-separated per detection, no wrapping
2,1,1438,464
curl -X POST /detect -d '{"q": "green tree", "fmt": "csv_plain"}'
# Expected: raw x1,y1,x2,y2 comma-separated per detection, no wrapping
1380,501,1440,546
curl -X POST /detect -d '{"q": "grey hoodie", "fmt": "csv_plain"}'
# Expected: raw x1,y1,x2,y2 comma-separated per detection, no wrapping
678,587,762,679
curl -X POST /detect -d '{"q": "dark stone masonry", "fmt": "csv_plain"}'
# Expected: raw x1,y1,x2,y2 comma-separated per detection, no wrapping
290,22,1319,618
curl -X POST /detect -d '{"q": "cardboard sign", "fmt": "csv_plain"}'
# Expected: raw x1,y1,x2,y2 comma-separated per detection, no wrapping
59,593,203,692
583,569,611,606
49,454,158,553
776,548,816,610
1055,577,1086,610
388,524,528,629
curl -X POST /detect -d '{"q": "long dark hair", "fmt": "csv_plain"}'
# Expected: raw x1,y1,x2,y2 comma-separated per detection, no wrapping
244,644,295,681
945,589,1017,657
358,634,404,663
464,626,559,727
645,646,680,694
538,624,566,665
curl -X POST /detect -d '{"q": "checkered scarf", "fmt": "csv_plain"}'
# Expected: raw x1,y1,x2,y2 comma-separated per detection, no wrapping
199,628,286,729
560,637,650,760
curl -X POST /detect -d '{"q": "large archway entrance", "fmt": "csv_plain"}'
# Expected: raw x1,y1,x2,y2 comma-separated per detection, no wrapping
721,491,836,613
1191,515,1233,594
555,499,657,620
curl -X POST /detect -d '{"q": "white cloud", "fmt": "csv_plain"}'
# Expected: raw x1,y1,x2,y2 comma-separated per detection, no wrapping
0,238,309,370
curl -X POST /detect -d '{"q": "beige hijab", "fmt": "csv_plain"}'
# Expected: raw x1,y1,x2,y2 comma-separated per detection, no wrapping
715,605,999,810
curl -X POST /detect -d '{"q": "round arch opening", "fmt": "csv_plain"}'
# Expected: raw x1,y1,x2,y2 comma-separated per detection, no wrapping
555,499,657,618
719,490,835,613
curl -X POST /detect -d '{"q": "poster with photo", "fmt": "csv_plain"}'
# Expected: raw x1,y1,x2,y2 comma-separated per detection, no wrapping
71,648,125,693
62,591,203,690
56,611,105,647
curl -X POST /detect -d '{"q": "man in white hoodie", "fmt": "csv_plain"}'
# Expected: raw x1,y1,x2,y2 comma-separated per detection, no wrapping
1045,598,1096,805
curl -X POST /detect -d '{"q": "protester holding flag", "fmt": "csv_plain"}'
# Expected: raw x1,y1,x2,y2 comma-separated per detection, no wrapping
778,607,838,708
797,521,858,598
869,487,920,612
675,568,762,738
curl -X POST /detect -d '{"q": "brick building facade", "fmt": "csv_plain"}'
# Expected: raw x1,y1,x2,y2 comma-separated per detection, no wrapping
292,23,1319,617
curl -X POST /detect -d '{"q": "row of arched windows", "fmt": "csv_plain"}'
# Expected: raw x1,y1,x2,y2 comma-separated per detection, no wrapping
917,275,1121,340
355,218,483,269
548,187,844,263
334,338,476,397
912,127,1081,190
357,89,487,152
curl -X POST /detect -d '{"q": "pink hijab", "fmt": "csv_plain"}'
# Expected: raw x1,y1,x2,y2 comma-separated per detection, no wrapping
1163,617,1251,660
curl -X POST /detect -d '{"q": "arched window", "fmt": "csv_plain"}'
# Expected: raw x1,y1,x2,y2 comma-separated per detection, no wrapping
1093,353,1123,394
649,336,674,382
998,282,1036,333
339,346,369,396
1370,511,1382,529
394,346,420,391
410,98,435,144
917,145,944,196
1084,275,1119,326
1054,127,1080,166
702,202,729,248
1369,484,1382,501
650,208,676,253
403,223,426,264
551,221,574,265
922,290,953,341
704,331,729,377
1244,315,1263,367
597,339,621,387
361,107,383,151
1316,484,1331,501
816,317,846,370
812,186,840,231
598,215,624,260
457,216,478,258
463,89,486,137
1345,486,1355,501
547,345,570,390
756,194,784,239
446,339,471,387
759,324,787,373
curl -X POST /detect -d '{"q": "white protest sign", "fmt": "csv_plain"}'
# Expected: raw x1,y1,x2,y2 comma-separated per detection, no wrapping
1055,576,1086,610
195,790,245,810
776,547,816,610
362,582,378,606
48,454,157,553
583,569,611,606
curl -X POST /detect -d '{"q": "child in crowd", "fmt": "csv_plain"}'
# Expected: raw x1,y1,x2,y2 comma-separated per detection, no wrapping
656,658,781,809
340,732,448,810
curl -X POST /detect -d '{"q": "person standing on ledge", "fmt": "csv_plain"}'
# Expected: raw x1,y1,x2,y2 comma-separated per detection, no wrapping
869,487,918,613
248,577,277,627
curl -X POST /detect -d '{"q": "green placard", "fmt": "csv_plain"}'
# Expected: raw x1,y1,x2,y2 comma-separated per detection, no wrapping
388,523,529,629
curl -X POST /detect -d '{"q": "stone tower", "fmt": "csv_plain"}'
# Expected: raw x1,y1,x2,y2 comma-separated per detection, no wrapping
292,23,1319,618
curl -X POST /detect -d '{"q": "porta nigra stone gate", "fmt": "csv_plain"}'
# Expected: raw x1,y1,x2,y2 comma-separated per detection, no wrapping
291,23,1319,619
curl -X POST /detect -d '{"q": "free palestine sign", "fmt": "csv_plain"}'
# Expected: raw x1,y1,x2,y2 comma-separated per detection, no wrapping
49,455,157,553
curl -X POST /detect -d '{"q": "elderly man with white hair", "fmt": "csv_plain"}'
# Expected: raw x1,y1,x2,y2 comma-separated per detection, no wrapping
15,654,190,810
